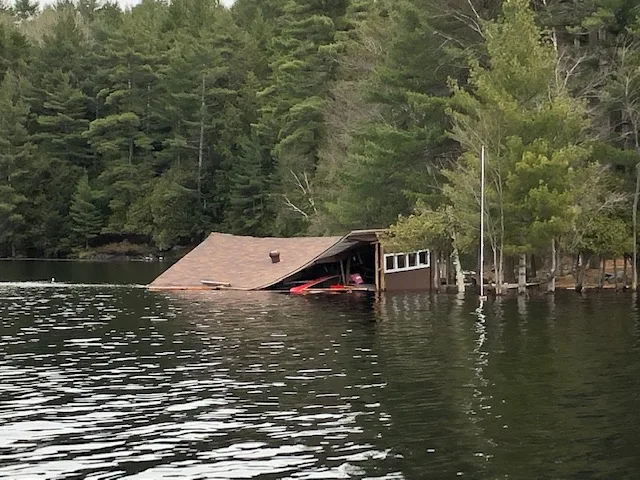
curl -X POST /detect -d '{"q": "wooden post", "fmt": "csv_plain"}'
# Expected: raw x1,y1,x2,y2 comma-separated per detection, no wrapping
380,244,386,292
374,241,380,293
633,162,639,291
432,251,439,293
518,253,527,295
548,238,556,292
445,252,451,287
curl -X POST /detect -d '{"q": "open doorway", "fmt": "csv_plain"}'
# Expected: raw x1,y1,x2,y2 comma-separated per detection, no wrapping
268,241,377,292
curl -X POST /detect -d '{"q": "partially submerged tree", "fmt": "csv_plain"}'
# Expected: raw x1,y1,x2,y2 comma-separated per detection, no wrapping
601,38,640,290
445,0,592,294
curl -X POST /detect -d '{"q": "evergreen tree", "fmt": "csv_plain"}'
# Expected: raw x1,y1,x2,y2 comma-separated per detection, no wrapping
147,167,202,250
33,70,91,170
325,0,489,231
225,134,267,235
0,184,26,256
257,0,350,234
0,21,31,79
70,173,103,248
0,71,31,255
13,0,37,20
86,1,167,233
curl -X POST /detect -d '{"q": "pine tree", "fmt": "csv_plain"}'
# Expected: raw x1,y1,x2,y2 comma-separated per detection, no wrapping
225,134,267,235
70,173,103,248
0,71,31,255
13,0,37,20
147,168,202,250
33,70,91,170
0,185,26,257
86,2,167,233
324,0,489,231
158,0,256,234
257,0,350,234
0,21,31,79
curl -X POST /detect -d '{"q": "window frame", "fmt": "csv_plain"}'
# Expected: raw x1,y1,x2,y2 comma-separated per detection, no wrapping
383,249,430,273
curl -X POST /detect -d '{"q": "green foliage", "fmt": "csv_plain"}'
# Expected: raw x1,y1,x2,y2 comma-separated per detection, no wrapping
13,0,37,20
70,174,103,248
445,0,597,271
322,0,488,232
257,0,350,233
146,168,203,250
580,214,633,257
384,203,452,253
0,184,26,255
0,0,638,265
225,134,268,235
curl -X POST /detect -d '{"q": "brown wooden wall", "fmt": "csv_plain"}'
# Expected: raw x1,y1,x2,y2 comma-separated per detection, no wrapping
384,267,431,292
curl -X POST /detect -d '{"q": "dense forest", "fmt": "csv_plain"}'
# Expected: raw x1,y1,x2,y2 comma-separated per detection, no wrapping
1,0,640,289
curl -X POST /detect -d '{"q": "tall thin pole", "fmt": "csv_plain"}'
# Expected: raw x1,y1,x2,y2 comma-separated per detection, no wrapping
480,145,485,300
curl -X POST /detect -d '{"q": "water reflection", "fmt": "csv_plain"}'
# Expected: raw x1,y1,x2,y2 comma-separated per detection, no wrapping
1,284,640,478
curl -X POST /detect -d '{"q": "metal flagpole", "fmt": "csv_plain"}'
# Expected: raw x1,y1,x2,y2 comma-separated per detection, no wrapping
480,145,487,302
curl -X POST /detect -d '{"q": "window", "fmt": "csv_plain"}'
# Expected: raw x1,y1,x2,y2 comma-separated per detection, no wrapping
385,255,395,271
384,250,430,273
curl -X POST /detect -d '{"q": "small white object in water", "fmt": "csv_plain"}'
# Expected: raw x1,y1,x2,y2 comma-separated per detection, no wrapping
51,278,55,283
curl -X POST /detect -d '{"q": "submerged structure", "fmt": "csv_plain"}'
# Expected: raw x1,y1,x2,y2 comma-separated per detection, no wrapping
148,231,433,292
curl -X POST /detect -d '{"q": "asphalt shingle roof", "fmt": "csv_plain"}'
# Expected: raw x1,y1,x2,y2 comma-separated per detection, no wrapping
149,232,344,291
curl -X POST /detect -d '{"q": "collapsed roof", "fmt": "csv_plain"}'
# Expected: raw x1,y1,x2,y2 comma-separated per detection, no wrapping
148,231,381,291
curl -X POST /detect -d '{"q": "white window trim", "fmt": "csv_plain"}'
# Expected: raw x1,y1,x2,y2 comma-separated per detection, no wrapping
384,250,430,273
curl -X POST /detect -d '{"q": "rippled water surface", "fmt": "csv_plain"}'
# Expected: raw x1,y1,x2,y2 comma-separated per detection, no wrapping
1,261,640,479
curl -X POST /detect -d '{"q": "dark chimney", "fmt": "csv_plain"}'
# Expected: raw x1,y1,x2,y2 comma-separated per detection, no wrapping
269,250,280,263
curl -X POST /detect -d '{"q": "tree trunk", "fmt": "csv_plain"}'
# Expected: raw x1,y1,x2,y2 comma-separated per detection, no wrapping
197,74,206,199
614,257,618,291
530,254,537,279
452,247,465,294
492,247,498,295
128,71,133,165
11,244,16,258
633,163,639,291
624,255,628,288
146,84,151,134
518,253,527,295
445,252,451,287
497,246,505,295
557,244,564,277
504,256,516,283
548,238,556,292
575,254,588,293
598,256,605,289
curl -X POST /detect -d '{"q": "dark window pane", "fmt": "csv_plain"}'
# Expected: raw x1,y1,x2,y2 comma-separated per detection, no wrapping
397,255,406,269
385,256,395,271
408,253,417,267
419,251,428,265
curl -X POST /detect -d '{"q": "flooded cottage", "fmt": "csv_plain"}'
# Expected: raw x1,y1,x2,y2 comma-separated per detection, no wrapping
148,231,434,293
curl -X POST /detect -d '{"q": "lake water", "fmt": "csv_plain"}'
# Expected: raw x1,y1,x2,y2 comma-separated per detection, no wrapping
1,260,639,479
